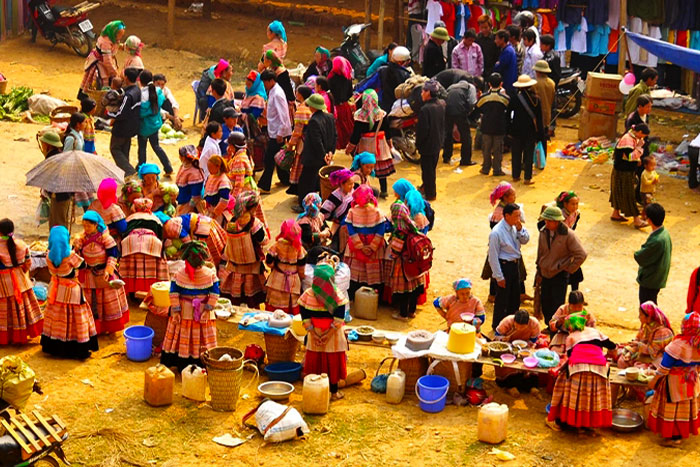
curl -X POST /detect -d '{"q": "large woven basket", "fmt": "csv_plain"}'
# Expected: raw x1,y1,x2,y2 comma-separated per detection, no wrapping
85,88,107,117
206,361,258,412
264,332,299,364
201,347,244,371
428,359,472,396
398,357,429,395
319,165,345,201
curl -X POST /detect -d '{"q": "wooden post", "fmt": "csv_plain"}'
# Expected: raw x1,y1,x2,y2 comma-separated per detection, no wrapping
617,0,627,75
167,0,175,43
364,0,372,50
378,0,385,50
203,0,212,20
393,0,401,44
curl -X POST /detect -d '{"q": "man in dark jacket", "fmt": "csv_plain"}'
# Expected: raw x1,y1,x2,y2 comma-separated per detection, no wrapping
296,94,338,210
476,15,499,78
539,35,561,86
108,67,141,177
475,73,510,175
416,80,445,201
355,46,412,113
207,78,235,125
442,80,477,166
423,27,448,78
509,74,544,184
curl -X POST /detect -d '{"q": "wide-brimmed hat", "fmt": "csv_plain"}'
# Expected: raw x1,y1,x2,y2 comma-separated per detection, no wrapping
306,93,327,111
513,74,537,88
533,60,551,74
430,27,450,41
39,131,62,148
539,205,565,222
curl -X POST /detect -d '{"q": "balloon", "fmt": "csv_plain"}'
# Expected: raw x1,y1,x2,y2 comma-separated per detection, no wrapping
619,81,634,95
623,73,636,85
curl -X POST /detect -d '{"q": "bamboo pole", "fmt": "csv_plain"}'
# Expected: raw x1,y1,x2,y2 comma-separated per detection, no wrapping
364,0,372,50
378,0,385,50
617,0,627,75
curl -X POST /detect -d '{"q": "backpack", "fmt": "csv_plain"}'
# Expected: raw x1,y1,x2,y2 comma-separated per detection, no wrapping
401,233,434,281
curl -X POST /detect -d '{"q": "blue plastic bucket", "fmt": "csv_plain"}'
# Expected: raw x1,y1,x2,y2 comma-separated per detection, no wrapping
264,362,303,383
124,325,154,362
416,375,449,413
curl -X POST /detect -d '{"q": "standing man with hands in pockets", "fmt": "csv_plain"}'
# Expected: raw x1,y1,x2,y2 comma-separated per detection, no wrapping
488,203,530,331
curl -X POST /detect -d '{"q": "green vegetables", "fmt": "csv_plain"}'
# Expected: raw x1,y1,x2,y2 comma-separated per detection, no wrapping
159,123,186,140
0,87,33,121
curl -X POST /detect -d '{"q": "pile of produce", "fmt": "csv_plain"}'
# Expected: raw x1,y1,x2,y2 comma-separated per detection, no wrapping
159,123,186,142
0,87,33,121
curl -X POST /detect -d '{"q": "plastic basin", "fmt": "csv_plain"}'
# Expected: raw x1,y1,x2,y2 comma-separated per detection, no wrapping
124,325,154,362
264,361,303,383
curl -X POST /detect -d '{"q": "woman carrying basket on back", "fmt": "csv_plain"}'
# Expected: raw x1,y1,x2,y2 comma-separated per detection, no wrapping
78,20,126,99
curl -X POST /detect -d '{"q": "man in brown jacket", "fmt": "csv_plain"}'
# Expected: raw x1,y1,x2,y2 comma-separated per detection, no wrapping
536,206,587,323
533,60,555,136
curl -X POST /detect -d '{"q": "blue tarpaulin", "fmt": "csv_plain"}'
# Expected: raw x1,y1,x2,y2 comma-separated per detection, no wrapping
625,29,700,74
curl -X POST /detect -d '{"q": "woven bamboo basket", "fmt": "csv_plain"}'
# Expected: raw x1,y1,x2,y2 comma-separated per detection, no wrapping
85,88,108,117
264,332,300,364
428,360,472,396
398,357,429,395
206,362,258,412
319,165,345,200
201,347,244,371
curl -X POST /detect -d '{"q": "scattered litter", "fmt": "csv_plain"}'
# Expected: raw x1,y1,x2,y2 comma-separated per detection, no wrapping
212,433,252,447
453,167,463,174
618,307,627,312
105,408,114,413
81,378,94,387
142,438,157,448
7,195,17,200
488,448,516,461
404,425,414,431
241,393,250,400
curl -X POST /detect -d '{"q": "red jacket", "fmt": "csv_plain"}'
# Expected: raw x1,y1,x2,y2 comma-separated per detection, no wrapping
687,267,700,313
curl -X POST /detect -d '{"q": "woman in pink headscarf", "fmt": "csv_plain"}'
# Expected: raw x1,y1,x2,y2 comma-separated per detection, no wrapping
206,59,235,101
265,219,307,315
616,301,674,369
327,56,355,149
89,178,128,243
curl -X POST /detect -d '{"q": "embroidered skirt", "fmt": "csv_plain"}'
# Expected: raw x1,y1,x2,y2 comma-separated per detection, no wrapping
548,369,612,428
120,254,170,294
161,316,217,371
0,290,43,345
84,284,130,335
41,297,98,359
648,376,700,439
219,267,266,307
609,169,639,217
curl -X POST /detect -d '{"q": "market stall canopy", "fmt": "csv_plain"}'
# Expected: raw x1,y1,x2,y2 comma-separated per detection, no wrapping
624,28,700,75
26,150,125,193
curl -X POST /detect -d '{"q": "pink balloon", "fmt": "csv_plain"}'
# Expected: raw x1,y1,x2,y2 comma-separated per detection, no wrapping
623,73,636,85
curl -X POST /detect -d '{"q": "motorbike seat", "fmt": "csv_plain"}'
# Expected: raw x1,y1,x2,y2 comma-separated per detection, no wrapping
560,67,576,77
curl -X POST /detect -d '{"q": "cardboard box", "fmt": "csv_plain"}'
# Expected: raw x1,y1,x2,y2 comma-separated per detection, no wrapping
583,96,622,115
578,108,619,141
585,72,623,101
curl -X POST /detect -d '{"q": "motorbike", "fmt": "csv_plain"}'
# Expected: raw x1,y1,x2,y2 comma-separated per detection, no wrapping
555,67,583,119
28,0,99,57
0,382,71,466
332,23,382,80
391,115,419,164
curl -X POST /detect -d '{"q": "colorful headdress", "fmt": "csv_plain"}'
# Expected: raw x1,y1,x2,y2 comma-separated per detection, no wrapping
245,71,267,99
489,181,513,206
125,35,143,55
180,240,210,280
268,20,288,42
678,312,700,350
214,59,230,78
390,201,418,235
564,312,588,333
555,191,578,209
265,49,283,68
315,46,330,59
132,197,153,213
354,89,386,123
83,210,106,233
298,193,322,220
404,189,426,217
352,184,377,207
97,178,118,209
311,263,344,313
329,56,353,80
138,163,160,180
100,20,125,43
329,168,354,187
179,145,198,160
350,152,376,174
48,226,70,268
640,301,672,330
233,191,260,220
277,219,302,251
453,278,472,291
392,178,415,201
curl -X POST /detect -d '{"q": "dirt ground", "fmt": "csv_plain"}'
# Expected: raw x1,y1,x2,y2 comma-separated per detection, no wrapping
1,3,700,465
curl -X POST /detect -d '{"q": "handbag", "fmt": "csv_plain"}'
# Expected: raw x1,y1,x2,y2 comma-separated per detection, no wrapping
274,146,295,172
357,117,391,161
534,141,546,170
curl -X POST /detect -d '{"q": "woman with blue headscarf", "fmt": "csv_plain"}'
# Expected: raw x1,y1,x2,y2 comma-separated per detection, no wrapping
138,163,166,212
261,20,288,68
42,226,99,359
351,152,376,191
297,193,330,250
75,211,129,335
241,70,267,119
392,179,434,234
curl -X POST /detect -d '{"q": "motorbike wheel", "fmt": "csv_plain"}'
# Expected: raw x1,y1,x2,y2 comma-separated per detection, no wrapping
69,26,93,58
393,129,420,164
556,89,582,119
31,455,60,467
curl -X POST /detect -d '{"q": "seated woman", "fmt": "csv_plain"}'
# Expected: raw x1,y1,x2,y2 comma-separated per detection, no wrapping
434,278,485,331
265,219,306,315
494,309,542,393
299,261,349,401
616,301,674,369
297,193,331,251
549,291,595,354
547,314,616,433
647,311,700,447
139,163,166,213
303,46,331,81
321,169,355,255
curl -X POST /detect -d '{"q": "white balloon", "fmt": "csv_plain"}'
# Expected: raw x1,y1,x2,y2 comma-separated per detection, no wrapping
618,81,634,95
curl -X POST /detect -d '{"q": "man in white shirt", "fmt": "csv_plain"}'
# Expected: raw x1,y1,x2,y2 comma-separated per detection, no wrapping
521,29,543,78
199,121,223,180
258,69,292,193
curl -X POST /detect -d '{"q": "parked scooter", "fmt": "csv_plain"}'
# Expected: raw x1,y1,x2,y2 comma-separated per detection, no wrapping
391,115,419,164
28,0,99,57
555,68,583,119
332,23,381,80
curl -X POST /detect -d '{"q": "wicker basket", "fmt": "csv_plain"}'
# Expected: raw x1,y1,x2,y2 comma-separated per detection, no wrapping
50,105,79,124
201,346,244,371
85,89,107,117
398,357,429,395
428,359,472,396
264,332,300,364
319,165,345,200
206,361,258,412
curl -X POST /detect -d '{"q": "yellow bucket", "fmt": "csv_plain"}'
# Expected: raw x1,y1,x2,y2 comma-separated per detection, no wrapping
151,282,171,307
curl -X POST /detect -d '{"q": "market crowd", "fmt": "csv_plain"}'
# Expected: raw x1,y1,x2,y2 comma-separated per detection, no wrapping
6,12,700,443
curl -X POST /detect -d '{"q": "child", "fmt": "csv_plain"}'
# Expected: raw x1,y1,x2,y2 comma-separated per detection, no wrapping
344,185,389,299
321,169,355,255
204,155,232,224
74,211,129,335
175,145,204,214
265,219,306,314
200,122,223,180
123,35,144,73
41,226,99,359
350,152,377,191
0,219,43,344
297,193,331,250
138,163,166,212
315,76,334,115
434,278,485,330
640,156,659,208
219,107,244,154
63,112,86,151
161,241,219,371
476,73,510,176
80,98,97,154
219,191,269,308
548,290,595,354
387,201,425,321
102,77,124,115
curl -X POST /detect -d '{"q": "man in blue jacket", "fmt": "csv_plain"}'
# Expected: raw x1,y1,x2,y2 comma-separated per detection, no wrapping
493,30,518,94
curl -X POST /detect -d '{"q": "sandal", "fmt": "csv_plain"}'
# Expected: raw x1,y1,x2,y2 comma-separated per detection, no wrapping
634,221,649,229
545,419,562,432
331,391,345,401
610,216,628,222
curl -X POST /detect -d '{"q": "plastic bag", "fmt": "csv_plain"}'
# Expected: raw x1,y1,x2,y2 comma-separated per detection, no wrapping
534,142,546,170
28,94,66,115
247,400,309,443
371,374,389,393
0,356,36,409
35,198,50,226
274,147,295,172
